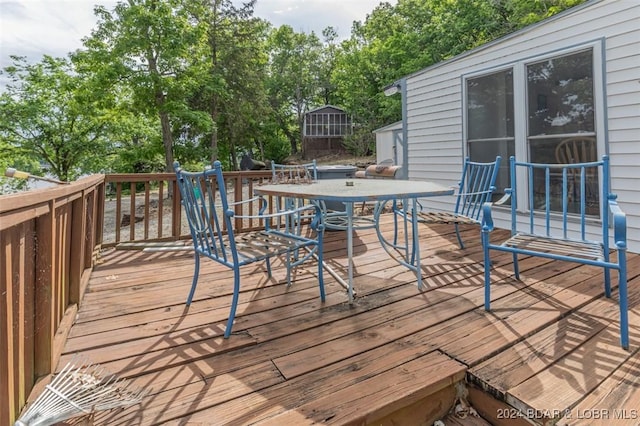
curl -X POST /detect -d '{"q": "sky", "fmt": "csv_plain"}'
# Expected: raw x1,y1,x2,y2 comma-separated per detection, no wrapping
0,0,395,74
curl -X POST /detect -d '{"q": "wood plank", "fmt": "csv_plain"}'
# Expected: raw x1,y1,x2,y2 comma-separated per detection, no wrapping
469,270,640,397
92,361,285,426
254,352,465,425
162,337,446,425
375,385,463,426
28,218,640,426
505,306,640,423
557,349,640,426
34,201,55,378
440,264,614,366
469,297,621,397
271,255,558,380
1,227,16,424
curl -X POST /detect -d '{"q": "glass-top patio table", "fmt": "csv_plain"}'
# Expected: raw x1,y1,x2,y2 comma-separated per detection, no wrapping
255,178,454,302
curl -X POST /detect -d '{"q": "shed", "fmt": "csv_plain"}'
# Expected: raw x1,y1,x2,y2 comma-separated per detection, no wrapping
373,120,404,172
386,0,640,253
302,105,352,159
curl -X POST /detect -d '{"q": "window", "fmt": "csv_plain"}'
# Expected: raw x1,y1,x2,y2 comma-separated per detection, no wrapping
304,112,352,137
466,68,514,201
527,49,597,214
465,45,600,216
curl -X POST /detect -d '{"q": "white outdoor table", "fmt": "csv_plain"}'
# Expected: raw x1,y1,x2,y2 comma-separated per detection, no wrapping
255,178,454,301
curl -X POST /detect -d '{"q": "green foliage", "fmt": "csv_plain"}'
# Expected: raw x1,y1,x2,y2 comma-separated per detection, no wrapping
0,139,39,193
77,0,213,172
265,25,326,155
0,0,588,184
342,126,375,157
333,0,587,127
0,56,111,181
263,135,291,164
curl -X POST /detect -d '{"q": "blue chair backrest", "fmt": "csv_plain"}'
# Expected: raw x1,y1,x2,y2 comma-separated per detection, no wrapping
507,155,610,243
455,157,502,221
271,160,317,184
174,161,240,268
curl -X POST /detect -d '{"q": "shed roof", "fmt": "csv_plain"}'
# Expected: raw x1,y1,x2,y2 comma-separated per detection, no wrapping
374,121,403,133
306,105,347,114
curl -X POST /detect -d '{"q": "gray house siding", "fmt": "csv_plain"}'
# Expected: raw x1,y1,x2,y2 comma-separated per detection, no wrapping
400,0,640,252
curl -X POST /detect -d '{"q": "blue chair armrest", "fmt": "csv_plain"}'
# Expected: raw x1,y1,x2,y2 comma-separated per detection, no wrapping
230,201,318,221
481,202,495,231
608,198,627,249
228,196,262,207
481,193,510,232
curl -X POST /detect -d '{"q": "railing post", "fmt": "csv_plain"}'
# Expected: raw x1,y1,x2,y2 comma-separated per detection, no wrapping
172,179,182,238
34,201,55,379
95,181,105,248
69,191,86,305
129,182,136,241
1,229,17,423
234,174,243,232
115,183,122,244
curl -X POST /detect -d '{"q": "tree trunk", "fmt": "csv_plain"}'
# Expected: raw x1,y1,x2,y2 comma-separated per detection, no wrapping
160,111,173,172
210,99,219,163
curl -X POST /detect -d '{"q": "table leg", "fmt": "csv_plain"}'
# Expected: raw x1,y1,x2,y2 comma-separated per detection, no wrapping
411,198,423,289
346,201,354,302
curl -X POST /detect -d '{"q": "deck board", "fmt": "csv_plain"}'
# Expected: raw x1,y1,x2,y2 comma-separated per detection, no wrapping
54,215,640,425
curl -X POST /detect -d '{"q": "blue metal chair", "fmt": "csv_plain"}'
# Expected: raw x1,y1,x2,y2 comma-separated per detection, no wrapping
481,155,628,349
270,160,321,236
174,161,325,338
417,156,502,249
271,160,317,185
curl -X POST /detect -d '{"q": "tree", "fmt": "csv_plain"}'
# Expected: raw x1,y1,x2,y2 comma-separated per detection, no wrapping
0,55,110,181
77,0,211,172
266,26,323,155
186,0,272,168
186,0,260,166
332,0,588,133
318,27,340,106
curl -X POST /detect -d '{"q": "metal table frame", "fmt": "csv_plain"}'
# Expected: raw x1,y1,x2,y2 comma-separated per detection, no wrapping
255,178,454,301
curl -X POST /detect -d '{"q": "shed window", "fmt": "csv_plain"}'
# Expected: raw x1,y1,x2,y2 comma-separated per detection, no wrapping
304,112,352,137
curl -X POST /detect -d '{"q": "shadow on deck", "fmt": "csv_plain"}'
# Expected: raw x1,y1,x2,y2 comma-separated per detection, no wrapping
59,214,640,425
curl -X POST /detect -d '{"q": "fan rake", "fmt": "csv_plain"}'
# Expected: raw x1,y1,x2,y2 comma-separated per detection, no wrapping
15,356,148,426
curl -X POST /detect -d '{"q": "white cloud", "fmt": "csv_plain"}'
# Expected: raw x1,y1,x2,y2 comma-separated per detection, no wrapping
254,0,392,39
0,0,118,69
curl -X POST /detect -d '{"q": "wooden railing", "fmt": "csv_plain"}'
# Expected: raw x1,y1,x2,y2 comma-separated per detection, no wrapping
103,170,274,247
0,174,105,425
0,169,279,423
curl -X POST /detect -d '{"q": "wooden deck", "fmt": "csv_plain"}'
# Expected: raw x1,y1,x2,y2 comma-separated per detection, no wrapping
58,214,640,425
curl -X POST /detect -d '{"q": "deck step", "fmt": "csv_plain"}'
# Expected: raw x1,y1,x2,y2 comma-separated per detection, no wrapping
254,351,467,425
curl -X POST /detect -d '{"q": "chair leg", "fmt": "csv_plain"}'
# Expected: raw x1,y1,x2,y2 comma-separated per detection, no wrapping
618,253,629,350
224,267,242,338
186,253,201,306
604,267,612,298
317,240,326,301
454,223,464,249
266,258,272,278
512,253,520,280
603,249,612,298
481,230,491,311
286,251,292,287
